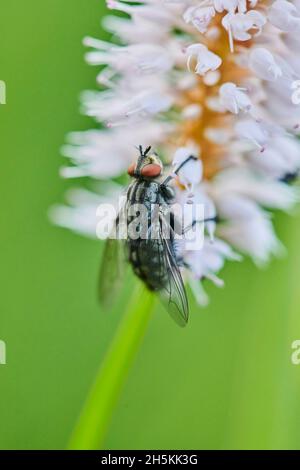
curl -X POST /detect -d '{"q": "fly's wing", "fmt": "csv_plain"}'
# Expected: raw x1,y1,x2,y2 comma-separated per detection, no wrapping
98,238,127,307
157,215,189,327
98,199,128,307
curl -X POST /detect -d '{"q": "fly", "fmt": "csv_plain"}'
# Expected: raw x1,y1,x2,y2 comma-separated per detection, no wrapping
99,145,210,327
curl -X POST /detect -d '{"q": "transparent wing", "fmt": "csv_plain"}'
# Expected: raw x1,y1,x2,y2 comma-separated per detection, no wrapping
98,199,128,307
98,238,127,307
157,214,189,327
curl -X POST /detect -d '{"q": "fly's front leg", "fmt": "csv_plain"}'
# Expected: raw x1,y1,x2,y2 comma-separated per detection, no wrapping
161,155,198,188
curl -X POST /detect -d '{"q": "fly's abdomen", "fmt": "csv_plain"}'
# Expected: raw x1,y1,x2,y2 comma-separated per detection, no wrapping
128,239,169,291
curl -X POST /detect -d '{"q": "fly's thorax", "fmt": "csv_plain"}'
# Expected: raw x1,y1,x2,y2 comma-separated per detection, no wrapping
126,176,175,247
127,179,161,205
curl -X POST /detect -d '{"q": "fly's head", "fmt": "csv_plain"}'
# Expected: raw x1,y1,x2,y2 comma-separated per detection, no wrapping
127,146,163,179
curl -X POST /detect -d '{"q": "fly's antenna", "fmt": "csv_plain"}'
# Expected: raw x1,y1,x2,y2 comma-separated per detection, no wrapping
144,146,152,156
134,145,153,174
135,145,152,159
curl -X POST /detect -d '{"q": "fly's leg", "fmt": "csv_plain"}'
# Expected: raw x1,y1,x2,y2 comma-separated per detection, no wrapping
161,155,198,188
160,207,218,238
182,216,218,235
182,216,219,243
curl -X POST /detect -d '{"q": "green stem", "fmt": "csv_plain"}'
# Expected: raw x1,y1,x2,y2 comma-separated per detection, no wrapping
68,284,155,450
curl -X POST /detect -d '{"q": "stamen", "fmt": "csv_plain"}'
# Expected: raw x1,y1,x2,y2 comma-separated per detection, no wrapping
228,25,234,53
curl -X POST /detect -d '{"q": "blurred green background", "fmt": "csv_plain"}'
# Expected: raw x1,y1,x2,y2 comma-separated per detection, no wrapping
1,0,300,450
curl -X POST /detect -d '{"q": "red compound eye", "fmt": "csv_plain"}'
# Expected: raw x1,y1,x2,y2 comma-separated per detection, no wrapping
127,163,136,176
141,163,162,178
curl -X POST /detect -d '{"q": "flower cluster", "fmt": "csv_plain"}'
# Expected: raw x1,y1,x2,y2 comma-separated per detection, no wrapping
53,0,300,304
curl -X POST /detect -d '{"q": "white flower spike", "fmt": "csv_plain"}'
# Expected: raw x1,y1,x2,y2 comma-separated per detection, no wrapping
54,0,300,306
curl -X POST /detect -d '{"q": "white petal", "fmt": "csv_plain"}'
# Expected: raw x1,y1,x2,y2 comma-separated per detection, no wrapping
186,44,222,76
219,82,252,114
268,0,300,32
249,48,282,81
